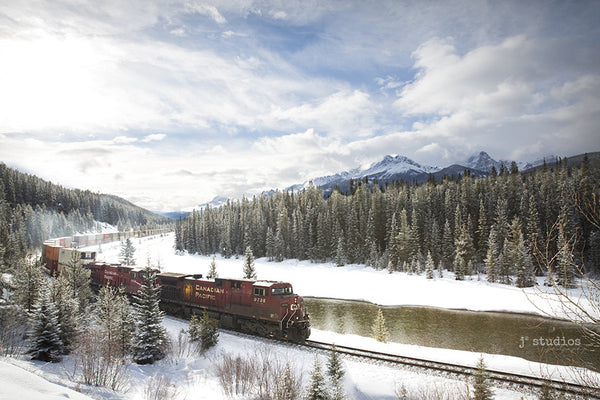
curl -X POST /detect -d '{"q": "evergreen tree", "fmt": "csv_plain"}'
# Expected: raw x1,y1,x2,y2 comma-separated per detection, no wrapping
132,265,167,364
119,238,136,266
509,218,534,288
13,256,44,313
555,223,576,288
61,250,92,312
327,344,346,400
425,251,434,279
207,255,218,279
372,308,389,343
305,355,329,400
335,237,346,267
242,246,257,280
472,356,494,400
48,275,79,353
95,285,133,359
279,363,301,400
28,288,63,362
484,226,499,283
198,310,219,352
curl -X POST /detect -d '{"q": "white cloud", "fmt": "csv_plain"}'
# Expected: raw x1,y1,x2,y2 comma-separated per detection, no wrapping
185,2,227,24
142,134,167,142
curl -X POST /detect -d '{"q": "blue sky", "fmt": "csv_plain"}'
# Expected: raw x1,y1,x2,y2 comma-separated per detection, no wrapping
1,0,599,211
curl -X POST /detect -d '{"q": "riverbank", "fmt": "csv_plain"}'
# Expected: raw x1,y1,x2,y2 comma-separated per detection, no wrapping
86,233,596,321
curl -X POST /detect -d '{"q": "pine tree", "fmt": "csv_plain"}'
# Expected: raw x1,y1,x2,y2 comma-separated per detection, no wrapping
13,256,44,313
510,218,534,288
28,288,63,362
198,310,219,352
327,344,346,400
95,285,133,359
555,223,575,288
132,265,167,364
472,356,494,400
48,275,79,353
279,363,301,400
61,250,91,312
242,246,257,280
207,255,218,279
372,308,389,343
119,238,136,266
335,237,345,267
485,226,499,283
305,355,328,400
425,251,434,279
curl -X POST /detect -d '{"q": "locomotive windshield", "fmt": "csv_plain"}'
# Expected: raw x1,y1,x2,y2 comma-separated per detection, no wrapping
271,286,293,295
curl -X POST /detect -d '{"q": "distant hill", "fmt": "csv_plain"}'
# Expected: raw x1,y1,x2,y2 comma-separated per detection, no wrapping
0,162,171,264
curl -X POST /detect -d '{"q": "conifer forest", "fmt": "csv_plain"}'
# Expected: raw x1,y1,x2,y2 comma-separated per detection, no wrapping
176,157,600,287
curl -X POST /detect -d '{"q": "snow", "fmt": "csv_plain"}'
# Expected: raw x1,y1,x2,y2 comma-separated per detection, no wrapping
2,232,595,400
1,318,568,400
90,233,595,320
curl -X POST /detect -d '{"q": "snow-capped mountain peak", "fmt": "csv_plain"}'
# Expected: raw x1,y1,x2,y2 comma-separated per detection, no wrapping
463,151,499,172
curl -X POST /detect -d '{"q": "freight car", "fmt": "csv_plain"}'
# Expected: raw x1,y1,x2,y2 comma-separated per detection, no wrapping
88,262,311,342
41,228,171,275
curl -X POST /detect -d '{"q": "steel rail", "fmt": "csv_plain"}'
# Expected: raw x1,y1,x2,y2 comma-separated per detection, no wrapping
303,339,599,398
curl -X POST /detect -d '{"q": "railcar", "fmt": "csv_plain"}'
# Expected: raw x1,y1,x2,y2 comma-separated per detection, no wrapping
87,263,311,342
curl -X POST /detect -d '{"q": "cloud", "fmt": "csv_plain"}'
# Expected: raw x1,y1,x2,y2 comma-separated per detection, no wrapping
185,2,227,24
142,134,167,142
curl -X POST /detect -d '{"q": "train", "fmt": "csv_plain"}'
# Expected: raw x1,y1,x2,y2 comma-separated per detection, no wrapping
41,230,311,342
41,229,171,275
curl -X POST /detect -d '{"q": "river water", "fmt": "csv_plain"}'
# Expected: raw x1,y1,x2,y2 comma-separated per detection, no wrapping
304,297,599,371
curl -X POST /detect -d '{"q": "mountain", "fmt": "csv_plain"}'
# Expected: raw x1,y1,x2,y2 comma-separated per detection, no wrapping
286,151,559,196
288,155,442,195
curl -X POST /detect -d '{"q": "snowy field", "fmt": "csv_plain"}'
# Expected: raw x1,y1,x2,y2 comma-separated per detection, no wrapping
1,318,572,400
93,233,594,319
2,232,598,400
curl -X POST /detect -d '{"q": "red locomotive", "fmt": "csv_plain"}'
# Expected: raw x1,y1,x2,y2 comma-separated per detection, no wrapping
88,263,311,342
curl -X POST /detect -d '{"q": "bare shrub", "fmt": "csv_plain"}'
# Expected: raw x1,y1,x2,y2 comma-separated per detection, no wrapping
66,325,129,391
395,379,472,400
167,328,196,359
143,374,180,400
215,347,303,399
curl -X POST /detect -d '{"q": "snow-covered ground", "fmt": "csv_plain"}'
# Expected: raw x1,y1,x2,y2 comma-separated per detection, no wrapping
93,233,594,320
2,318,567,400
2,232,597,400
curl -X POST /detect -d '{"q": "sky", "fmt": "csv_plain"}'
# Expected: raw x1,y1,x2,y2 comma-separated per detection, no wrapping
0,0,599,212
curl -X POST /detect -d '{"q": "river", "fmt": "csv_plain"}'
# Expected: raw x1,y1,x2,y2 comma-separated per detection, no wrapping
304,297,599,371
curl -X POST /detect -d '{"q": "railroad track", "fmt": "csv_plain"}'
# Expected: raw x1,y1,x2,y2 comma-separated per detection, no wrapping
303,339,599,398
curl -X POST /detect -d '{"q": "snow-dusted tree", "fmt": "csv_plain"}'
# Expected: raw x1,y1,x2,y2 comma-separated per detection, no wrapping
28,288,63,362
132,265,167,364
95,285,133,359
472,356,494,400
555,223,576,288
242,246,257,280
13,256,44,313
189,310,219,353
305,355,328,400
372,308,389,343
425,251,434,279
207,255,218,279
509,218,534,288
327,344,346,400
119,238,136,266
335,237,345,267
48,275,79,353
485,226,499,283
61,250,91,312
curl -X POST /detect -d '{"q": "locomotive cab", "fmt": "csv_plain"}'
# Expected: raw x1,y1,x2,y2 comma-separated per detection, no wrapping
253,282,310,341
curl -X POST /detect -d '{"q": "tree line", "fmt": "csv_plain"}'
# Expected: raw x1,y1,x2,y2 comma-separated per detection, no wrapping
176,155,600,288
0,162,171,268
